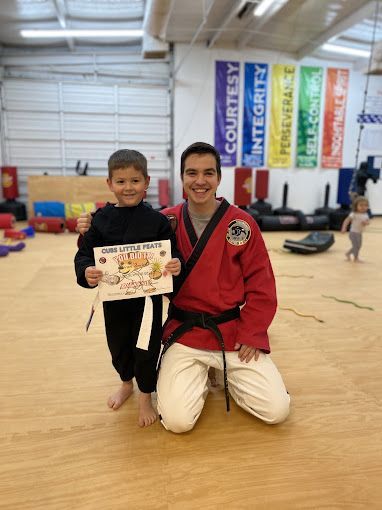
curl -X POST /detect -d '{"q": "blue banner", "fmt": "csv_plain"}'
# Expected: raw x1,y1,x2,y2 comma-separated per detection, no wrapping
214,61,240,167
242,62,268,167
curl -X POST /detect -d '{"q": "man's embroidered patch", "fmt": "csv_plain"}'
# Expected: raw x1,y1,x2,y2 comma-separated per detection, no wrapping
226,220,251,245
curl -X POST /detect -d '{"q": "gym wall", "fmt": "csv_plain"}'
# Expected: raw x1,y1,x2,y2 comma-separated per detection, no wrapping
172,43,382,215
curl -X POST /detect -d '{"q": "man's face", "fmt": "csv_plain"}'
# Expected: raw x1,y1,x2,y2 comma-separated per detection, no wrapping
182,153,221,208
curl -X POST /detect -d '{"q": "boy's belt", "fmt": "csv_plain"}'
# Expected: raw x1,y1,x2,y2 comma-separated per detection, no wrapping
158,305,240,412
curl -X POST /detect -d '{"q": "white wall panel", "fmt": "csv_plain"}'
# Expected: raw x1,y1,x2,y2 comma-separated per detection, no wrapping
1,61,170,208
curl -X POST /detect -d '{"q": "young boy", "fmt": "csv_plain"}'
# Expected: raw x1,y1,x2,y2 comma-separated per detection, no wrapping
74,149,182,427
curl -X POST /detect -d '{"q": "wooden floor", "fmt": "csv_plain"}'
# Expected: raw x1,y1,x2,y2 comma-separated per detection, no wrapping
1,220,382,509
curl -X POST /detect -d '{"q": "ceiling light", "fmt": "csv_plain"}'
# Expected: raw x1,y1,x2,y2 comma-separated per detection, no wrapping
254,0,277,17
321,43,370,58
20,29,144,38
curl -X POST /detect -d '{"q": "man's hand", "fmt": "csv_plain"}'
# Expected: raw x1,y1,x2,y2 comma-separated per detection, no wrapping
164,257,181,276
77,212,92,235
85,266,103,287
234,343,260,363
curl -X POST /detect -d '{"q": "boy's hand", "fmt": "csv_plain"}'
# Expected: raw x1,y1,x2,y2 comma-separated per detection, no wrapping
85,266,103,287
234,343,260,363
164,257,181,276
77,212,92,235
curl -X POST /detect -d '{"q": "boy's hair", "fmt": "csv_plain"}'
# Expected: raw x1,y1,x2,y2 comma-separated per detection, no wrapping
352,195,369,211
108,149,148,179
180,142,221,179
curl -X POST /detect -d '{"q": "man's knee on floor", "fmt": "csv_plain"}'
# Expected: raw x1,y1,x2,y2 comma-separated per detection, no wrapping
263,393,290,424
159,408,197,434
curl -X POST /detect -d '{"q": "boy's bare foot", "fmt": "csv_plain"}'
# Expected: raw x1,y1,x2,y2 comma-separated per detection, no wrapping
107,380,134,410
138,392,157,427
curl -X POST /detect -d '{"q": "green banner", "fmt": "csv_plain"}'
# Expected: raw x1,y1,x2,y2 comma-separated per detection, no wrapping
296,66,323,168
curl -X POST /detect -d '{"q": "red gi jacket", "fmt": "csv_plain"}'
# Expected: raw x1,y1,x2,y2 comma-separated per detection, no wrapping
161,198,277,352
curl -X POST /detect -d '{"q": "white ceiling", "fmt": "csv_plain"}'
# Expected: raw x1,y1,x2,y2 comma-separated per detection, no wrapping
0,0,381,65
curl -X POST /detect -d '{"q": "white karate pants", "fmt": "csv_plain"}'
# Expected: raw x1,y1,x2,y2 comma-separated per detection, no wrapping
157,343,290,433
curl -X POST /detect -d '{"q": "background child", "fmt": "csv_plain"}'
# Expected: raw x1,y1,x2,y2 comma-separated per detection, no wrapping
74,149,182,427
341,195,370,262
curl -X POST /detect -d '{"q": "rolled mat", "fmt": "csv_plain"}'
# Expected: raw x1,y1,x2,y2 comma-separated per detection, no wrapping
0,213,16,229
28,217,65,233
4,229,27,239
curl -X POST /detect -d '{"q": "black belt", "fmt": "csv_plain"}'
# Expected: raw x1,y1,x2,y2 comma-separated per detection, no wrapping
158,305,240,412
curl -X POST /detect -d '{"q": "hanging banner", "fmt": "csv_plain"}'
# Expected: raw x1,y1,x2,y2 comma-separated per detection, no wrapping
296,66,323,168
242,62,268,167
214,60,240,167
321,68,349,169
268,64,296,168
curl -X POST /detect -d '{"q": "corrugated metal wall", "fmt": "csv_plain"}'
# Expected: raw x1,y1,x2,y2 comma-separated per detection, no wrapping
0,64,171,207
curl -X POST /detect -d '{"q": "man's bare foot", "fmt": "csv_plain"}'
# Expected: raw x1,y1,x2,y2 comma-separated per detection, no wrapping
138,392,157,427
354,258,364,263
345,253,351,261
107,381,134,410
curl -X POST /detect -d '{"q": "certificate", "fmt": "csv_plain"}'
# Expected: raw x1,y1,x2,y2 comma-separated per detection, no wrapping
93,239,173,302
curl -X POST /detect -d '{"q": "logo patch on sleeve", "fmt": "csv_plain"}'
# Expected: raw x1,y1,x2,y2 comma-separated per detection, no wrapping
226,220,251,245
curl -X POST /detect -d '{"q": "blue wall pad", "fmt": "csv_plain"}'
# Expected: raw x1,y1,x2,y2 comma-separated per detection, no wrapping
337,168,353,206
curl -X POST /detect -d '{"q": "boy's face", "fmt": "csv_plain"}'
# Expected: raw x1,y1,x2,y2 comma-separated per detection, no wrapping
182,153,221,209
107,167,149,207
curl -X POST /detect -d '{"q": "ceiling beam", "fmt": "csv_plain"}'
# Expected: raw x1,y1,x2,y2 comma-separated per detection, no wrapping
296,0,376,60
207,0,248,49
237,0,290,50
52,0,74,51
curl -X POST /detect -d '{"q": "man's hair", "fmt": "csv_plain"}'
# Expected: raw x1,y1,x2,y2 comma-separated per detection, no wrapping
108,149,148,179
351,195,369,211
180,142,221,178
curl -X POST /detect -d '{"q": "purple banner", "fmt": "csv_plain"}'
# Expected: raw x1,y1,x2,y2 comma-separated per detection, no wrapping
214,61,240,166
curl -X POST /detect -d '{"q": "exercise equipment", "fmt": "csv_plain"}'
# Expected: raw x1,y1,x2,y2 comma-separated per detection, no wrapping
329,168,352,230
234,167,252,207
28,216,65,233
315,183,335,216
0,213,15,229
20,226,35,237
283,232,335,254
0,167,27,220
4,229,27,240
65,218,78,232
0,240,26,252
250,169,272,214
158,179,170,208
258,213,328,231
64,202,95,219
75,161,89,176
273,183,296,216
34,201,65,218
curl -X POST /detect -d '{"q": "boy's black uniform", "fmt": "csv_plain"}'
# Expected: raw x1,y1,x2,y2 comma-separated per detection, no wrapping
74,201,182,393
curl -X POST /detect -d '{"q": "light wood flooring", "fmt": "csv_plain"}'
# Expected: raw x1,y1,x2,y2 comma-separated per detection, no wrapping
1,219,382,509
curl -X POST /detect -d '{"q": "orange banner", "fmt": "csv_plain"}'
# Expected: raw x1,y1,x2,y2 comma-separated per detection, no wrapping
321,68,349,169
